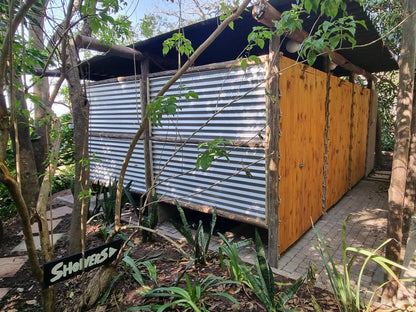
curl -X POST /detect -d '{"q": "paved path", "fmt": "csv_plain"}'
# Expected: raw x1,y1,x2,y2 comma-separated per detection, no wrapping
1,178,415,308
0,204,72,304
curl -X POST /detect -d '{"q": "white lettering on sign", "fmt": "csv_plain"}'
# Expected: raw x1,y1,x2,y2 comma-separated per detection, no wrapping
50,247,118,283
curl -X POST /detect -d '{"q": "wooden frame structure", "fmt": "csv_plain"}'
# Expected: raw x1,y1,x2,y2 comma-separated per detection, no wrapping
81,0,394,266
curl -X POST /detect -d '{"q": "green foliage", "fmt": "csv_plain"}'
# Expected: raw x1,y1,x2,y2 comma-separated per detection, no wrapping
312,215,408,312
123,250,160,287
139,14,167,38
269,0,367,66
376,73,397,151
196,138,233,170
247,26,273,50
58,113,75,165
101,251,160,305
80,0,132,45
218,233,252,283
51,164,75,194
238,230,304,312
171,202,217,265
0,142,16,220
146,90,198,127
131,273,238,312
364,0,402,57
92,179,132,226
141,194,159,243
275,3,305,36
219,1,243,30
162,32,194,57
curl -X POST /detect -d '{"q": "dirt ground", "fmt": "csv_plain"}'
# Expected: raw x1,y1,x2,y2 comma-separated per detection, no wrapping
0,200,343,312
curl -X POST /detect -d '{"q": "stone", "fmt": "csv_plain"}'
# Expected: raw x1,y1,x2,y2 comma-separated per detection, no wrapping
18,218,62,235
0,288,9,300
12,234,64,253
0,256,28,278
47,206,72,220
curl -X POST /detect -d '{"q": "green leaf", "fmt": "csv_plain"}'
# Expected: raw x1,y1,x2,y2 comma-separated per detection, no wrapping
307,50,317,66
304,0,313,13
162,46,169,55
329,36,340,50
240,58,248,71
248,55,260,64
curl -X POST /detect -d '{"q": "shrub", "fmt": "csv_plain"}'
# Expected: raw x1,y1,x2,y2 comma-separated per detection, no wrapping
171,202,216,265
51,164,75,194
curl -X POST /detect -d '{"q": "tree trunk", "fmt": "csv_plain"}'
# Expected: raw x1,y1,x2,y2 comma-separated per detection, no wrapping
77,265,116,311
0,95,9,162
403,74,416,243
401,76,416,305
29,2,51,175
385,0,416,299
68,17,92,253
67,37,90,253
10,81,40,214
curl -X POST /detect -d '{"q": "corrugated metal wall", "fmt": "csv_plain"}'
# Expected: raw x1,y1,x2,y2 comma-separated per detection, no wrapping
88,64,267,223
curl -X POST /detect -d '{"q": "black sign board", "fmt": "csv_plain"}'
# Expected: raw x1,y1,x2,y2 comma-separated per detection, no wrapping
43,239,123,287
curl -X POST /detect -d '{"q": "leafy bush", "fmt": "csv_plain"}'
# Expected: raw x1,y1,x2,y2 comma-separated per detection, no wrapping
238,230,304,312
132,273,238,312
58,113,74,165
0,141,16,220
0,185,16,220
218,232,252,283
51,164,75,194
376,72,397,151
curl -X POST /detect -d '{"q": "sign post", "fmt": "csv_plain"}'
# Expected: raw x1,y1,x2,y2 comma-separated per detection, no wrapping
43,239,123,287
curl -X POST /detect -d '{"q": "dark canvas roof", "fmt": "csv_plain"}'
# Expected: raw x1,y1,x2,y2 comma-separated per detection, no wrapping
80,0,397,81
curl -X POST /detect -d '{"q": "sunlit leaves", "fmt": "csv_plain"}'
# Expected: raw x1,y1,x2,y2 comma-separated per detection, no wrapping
81,0,131,45
196,139,233,170
146,90,198,127
239,55,261,71
247,26,273,50
271,0,367,66
162,33,194,57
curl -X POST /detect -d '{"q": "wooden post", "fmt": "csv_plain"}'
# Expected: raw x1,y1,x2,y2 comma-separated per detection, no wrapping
265,33,281,267
365,80,378,175
348,75,356,189
140,59,153,200
321,59,331,213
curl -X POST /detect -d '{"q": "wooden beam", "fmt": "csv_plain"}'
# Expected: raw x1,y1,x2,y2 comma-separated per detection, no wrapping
75,34,144,61
252,2,376,80
33,67,61,77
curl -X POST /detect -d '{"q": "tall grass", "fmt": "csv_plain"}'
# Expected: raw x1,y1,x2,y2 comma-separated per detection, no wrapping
312,215,408,312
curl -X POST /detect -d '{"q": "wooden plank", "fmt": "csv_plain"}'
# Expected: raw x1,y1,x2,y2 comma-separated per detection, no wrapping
326,78,352,208
278,57,326,252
